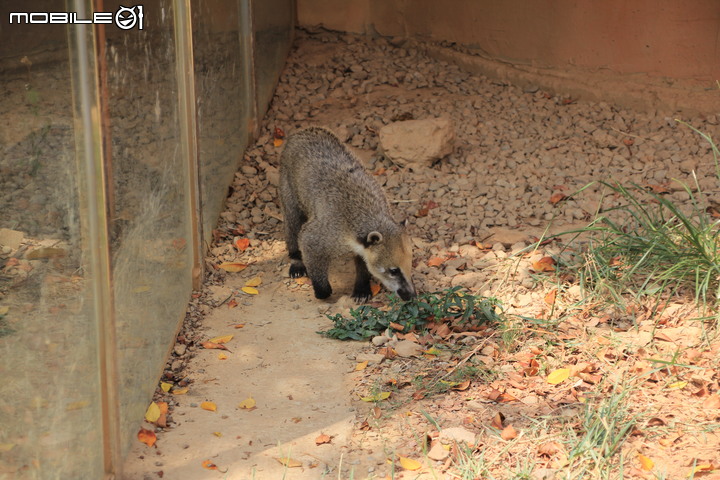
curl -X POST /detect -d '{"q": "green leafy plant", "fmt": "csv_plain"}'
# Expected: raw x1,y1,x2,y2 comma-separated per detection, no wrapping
319,287,503,341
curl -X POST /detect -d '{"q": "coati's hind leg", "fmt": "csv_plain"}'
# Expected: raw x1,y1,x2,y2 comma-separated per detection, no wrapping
280,184,308,278
352,255,372,303
298,220,333,299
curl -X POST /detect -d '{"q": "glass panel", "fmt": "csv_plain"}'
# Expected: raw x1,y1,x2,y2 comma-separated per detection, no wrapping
101,0,195,459
192,0,255,241
0,8,105,480
253,0,294,116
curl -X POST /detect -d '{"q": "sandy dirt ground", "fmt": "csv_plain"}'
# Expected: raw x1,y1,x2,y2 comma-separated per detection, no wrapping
121,29,720,480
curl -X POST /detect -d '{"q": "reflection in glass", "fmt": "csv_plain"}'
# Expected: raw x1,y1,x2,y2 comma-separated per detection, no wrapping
0,15,104,480
102,0,194,459
192,0,254,242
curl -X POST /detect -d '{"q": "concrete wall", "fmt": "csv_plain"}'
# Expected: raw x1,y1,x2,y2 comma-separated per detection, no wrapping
297,0,720,85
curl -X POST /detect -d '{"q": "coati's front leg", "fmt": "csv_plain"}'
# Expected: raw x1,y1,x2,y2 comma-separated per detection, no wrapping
298,221,333,299
279,182,308,278
352,255,372,303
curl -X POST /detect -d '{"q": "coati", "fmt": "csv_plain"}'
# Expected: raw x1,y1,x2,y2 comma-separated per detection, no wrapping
279,126,416,303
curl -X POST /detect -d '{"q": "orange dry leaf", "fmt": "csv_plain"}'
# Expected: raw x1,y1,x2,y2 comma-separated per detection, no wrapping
201,460,217,470
451,380,471,391
532,256,556,272
549,193,567,205
491,412,505,430
370,282,381,297
315,433,332,445
690,464,716,475
637,454,654,471
234,238,250,251
227,299,238,308
398,456,422,471
703,394,720,409
501,425,518,440
544,289,557,305
427,257,446,267
355,360,369,371
201,342,229,350
389,322,405,331
200,401,217,412
209,334,234,344
218,262,247,273
137,428,156,447
273,126,285,140
538,441,562,457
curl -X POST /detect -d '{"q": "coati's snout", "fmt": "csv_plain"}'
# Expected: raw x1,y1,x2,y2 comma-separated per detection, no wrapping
362,230,416,301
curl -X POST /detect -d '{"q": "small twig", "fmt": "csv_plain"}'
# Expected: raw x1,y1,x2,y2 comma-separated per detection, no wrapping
441,334,496,380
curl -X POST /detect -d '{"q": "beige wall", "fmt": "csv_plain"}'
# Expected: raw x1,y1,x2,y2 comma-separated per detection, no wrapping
298,0,720,84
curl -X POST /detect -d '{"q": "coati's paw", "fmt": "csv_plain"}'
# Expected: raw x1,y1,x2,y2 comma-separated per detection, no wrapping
351,293,371,304
351,287,372,304
289,264,307,278
313,283,332,300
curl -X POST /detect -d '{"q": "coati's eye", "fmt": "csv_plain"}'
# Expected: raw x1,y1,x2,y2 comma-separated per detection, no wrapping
389,267,401,277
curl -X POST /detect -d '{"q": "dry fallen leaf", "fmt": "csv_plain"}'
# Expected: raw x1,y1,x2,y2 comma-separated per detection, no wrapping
667,380,687,390
637,454,654,471
547,368,571,385
532,256,556,272
315,433,332,445
234,238,250,251
360,391,391,402
218,262,247,273
201,460,217,470
427,257,446,267
275,457,302,468
550,192,567,205
238,397,256,410
137,428,156,447
172,387,188,395
398,456,422,471
491,412,505,430
201,342,229,350
355,360,369,371
703,394,720,409
501,424,518,440
200,401,217,412
145,402,161,423
209,334,234,344
160,382,172,393
218,353,228,360
370,282,381,297
538,441,562,456
451,380,471,391
244,276,262,287
544,288,557,305
690,464,716,475
241,286,259,295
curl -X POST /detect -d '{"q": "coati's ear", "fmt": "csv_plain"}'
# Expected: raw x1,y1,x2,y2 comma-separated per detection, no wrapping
366,231,383,246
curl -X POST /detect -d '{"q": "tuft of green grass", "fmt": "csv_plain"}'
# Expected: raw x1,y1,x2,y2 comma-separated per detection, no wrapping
544,124,720,316
319,287,503,341
565,385,637,478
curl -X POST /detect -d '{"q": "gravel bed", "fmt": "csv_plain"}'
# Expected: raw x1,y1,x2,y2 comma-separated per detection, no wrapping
219,29,719,297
